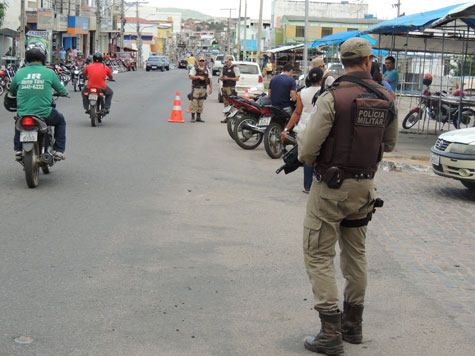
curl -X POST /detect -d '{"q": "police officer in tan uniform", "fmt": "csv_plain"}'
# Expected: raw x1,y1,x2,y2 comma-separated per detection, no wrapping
220,55,240,107
298,38,398,355
189,56,212,122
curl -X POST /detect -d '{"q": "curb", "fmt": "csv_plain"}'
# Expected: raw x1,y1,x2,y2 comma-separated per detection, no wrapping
380,159,432,174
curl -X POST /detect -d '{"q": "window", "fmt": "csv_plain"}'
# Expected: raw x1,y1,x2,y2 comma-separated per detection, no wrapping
296,26,305,38
347,28,358,32
321,27,333,37
238,64,259,74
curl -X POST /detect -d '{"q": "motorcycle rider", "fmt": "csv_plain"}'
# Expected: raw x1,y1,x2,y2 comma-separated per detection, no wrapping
82,52,114,114
7,41,68,161
73,52,87,68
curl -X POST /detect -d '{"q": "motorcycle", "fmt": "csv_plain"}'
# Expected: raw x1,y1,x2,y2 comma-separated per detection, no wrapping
14,94,68,188
403,87,475,130
0,69,6,96
84,80,114,127
231,97,267,150
222,96,242,139
262,105,295,159
71,66,85,92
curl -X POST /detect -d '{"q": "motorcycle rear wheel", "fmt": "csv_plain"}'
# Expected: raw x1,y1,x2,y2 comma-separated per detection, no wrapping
452,109,475,129
0,85,4,96
90,104,97,127
402,111,421,129
24,147,40,188
233,116,263,150
264,122,284,159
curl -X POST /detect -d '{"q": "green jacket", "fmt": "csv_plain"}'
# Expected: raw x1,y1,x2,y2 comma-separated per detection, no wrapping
9,63,67,117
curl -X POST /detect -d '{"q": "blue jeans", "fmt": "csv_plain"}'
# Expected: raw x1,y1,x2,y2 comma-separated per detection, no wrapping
14,108,66,152
304,164,314,191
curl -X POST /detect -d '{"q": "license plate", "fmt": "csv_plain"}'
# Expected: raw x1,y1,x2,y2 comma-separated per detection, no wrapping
223,106,232,114
258,117,271,126
152,66,157,69
430,153,440,166
20,131,37,142
89,93,98,100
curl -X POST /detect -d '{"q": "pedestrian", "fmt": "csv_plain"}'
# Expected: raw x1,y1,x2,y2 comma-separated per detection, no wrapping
280,67,324,193
59,47,66,63
220,55,240,116
371,61,396,99
72,46,78,59
65,48,72,63
268,62,297,115
298,37,398,355
187,54,196,71
264,60,273,80
309,57,335,88
188,56,212,123
384,56,399,91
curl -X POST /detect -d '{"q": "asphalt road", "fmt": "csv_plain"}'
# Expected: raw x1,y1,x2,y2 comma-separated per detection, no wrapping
0,69,473,355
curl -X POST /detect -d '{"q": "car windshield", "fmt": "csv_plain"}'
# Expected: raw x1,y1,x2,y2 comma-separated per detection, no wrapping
148,57,161,61
238,64,259,74
116,53,131,59
216,55,224,61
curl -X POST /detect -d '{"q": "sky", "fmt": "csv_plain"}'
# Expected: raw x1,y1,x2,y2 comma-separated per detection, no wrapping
144,0,468,20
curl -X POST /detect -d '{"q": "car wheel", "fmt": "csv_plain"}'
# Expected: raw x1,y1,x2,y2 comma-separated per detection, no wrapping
166,66,169,71
146,68,150,72
461,180,475,191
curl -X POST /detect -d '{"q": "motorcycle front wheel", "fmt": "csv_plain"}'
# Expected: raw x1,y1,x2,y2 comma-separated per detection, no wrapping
227,114,240,140
73,79,78,92
402,111,421,129
24,145,40,188
0,85,4,96
264,122,284,159
233,116,263,150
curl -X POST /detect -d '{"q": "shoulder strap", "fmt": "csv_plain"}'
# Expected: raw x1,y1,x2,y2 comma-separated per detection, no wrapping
333,75,395,117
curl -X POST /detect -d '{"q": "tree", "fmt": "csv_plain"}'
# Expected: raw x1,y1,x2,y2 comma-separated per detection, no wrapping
0,0,8,28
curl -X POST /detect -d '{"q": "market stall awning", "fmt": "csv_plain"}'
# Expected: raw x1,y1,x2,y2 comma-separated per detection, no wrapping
430,2,475,29
362,3,466,34
311,30,376,48
0,28,19,37
267,44,304,53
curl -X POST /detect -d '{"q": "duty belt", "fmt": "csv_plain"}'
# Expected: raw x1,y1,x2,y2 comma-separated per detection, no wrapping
193,86,206,89
315,166,374,189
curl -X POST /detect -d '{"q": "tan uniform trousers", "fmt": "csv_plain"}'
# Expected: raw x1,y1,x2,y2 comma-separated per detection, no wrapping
221,86,235,107
303,177,375,312
191,87,207,113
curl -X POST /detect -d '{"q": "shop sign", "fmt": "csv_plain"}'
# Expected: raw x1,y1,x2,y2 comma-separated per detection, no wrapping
37,9,55,30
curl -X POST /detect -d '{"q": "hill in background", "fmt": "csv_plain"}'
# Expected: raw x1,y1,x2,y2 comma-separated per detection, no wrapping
158,8,221,21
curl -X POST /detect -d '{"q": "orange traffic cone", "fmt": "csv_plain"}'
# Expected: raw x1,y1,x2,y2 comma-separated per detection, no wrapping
244,89,250,100
186,102,191,113
169,91,185,123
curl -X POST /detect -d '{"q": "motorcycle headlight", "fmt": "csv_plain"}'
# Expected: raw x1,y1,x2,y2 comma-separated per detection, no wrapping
449,143,475,155
74,70,79,74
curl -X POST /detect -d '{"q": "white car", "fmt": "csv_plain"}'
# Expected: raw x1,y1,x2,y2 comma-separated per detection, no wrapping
217,61,265,103
430,127,475,190
212,54,235,76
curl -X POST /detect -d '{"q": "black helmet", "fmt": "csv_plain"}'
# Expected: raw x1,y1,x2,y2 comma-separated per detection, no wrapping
93,52,103,62
4,94,17,112
25,41,47,64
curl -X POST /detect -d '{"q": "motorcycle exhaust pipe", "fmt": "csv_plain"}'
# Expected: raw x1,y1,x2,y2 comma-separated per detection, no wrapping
41,152,54,165
242,122,266,134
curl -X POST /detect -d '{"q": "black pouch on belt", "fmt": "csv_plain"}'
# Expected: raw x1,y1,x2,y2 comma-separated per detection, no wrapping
323,166,343,189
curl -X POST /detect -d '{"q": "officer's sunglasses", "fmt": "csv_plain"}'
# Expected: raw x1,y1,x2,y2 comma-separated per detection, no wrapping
199,60,205,62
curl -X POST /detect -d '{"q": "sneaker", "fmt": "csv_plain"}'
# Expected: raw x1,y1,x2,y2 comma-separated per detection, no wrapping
302,189,310,194
15,151,22,161
53,151,65,160
103,108,110,114
196,118,205,123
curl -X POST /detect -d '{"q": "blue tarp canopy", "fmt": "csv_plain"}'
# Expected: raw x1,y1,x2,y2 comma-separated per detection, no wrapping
311,30,376,48
362,3,467,34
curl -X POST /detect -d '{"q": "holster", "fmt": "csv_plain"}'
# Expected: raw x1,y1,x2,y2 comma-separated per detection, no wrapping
321,166,344,189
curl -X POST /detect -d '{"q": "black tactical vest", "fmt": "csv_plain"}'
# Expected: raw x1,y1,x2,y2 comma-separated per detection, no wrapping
222,64,236,87
192,65,209,88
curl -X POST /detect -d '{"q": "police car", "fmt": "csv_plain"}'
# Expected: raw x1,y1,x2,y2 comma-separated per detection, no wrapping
430,127,475,190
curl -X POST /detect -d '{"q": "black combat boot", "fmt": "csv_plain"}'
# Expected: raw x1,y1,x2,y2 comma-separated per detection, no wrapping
196,113,205,123
191,113,195,122
341,301,364,344
304,310,344,355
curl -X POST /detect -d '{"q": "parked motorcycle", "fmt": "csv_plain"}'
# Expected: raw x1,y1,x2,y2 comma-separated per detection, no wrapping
13,94,68,188
262,105,295,159
232,98,267,150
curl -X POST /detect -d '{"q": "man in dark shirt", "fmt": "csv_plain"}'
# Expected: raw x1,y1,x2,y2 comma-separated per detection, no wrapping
268,63,297,114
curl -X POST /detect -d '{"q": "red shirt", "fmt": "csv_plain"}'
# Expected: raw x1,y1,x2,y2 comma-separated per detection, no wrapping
84,62,112,89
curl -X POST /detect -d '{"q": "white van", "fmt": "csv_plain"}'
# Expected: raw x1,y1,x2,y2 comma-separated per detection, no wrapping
217,61,265,102
213,54,235,76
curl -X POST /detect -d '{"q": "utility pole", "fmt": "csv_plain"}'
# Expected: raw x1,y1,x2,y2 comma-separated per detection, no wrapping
19,0,26,62
120,0,125,51
393,0,401,17
256,0,263,66
237,0,241,61
243,0,247,60
96,0,102,53
220,8,235,55
136,0,141,68
303,0,309,76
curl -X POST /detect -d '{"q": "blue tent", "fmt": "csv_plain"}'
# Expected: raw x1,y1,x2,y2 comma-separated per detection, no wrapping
311,30,376,48
362,3,467,34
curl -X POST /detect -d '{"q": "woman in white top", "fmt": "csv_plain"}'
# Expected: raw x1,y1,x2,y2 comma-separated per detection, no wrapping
281,67,324,193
